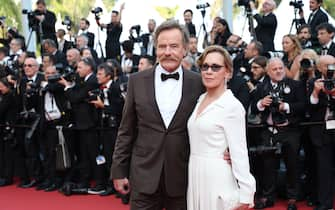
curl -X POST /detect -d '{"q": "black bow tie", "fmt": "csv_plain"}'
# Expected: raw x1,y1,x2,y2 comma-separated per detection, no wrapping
322,46,328,50
161,72,179,81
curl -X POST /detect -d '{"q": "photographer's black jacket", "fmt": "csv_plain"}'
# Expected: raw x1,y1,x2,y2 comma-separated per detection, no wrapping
250,78,306,126
0,90,18,125
254,12,277,52
64,74,99,130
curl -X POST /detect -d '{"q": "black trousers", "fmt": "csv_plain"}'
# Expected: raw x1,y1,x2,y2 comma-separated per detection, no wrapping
258,127,301,200
99,128,117,182
314,131,335,208
130,169,186,210
76,129,103,186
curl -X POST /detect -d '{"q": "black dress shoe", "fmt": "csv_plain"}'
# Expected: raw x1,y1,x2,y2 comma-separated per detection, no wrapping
287,203,297,210
36,180,51,191
0,178,13,187
88,184,106,195
254,198,275,209
17,180,30,188
121,194,130,205
21,179,38,188
100,186,116,196
44,183,59,192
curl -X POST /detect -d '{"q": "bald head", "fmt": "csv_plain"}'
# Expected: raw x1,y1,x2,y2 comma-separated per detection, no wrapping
66,48,80,67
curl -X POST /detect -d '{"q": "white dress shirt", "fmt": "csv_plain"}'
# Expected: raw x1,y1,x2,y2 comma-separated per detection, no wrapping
154,64,183,128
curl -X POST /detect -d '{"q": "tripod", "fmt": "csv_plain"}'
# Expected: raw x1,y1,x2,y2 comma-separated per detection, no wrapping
197,9,208,49
289,7,300,34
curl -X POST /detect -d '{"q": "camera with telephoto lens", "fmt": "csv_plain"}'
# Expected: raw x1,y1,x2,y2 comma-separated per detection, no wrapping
129,25,142,43
87,89,102,102
25,81,40,98
289,0,304,9
62,16,72,30
196,3,210,9
225,46,245,55
48,64,77,83
322,64,335,92
0,60,21,80
269,87,288,125
300,58,314,78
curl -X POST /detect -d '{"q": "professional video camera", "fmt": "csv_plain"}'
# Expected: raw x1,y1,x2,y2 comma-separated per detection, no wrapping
269,86,288,125
22,9,43,30
129,25,142,43
91,7,103,20
289,0,304,10
322,64,335,92
62,16,72,30
196,3,210,10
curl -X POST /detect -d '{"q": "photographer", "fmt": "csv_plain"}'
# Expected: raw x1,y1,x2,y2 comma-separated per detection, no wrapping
297,24,313,49
42,39,67,67
89,63,124,196
59,57,104,191
183,9,196,37
308,55,335,210
34,0,57,45
251,58,305,210
316,23,335,57
97,3,124,60
140,19,156,57
78,18,95,49
0,78,18,187
37,65,71,191
120,40,140,75
298,0,328,47
250,0,277,52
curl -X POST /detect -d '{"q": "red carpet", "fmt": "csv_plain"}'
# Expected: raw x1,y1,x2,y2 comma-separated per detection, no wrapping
0,183,316,210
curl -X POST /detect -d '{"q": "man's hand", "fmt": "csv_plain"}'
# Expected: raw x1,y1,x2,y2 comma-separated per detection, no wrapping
90,96,104,108
113,178,130,195
261,95,273,107
312,79,324,98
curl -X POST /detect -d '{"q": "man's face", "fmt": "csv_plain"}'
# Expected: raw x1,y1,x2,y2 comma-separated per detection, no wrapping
267,59,286,82
97,69,111,85
226,35,240,48
44,66,57,80
36,3,46,12
111,13,118,23
42,56,52,71
189,37,198,54
251,63,266,81
244,43,256,59
66,50,79,66
76,61,91,78
317,29,334,45
9,40,20,53
148,20,156,33
138,58,153,71
42,43,52,54
262,0,273,13
79,20,88,30
76,37,86,49
156,28,186,72
24,58,39,78
317,56,335,77
298,27,311,41
184,11,192,24
309,0,321,11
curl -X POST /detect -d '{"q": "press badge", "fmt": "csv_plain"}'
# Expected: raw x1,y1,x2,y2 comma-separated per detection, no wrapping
96,155,106,165
326,120,335,130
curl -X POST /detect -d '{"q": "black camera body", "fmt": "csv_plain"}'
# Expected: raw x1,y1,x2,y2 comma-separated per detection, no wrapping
322,64,335,91
196,3,210,9
300,58,314,69
22,9,43,29
269,86,288,125
226,46,245,55
51,64,77,83
129,25,142,43
91,7,103,20
25,81,40,98
62,16,72,30
289,0,304,9
87,88,102,102
0,60,21,80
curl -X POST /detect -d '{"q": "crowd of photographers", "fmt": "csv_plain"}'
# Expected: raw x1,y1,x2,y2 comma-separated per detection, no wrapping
1,0,335,209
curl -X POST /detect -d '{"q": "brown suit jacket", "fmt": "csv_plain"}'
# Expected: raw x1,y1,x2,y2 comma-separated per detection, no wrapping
112,67,204,196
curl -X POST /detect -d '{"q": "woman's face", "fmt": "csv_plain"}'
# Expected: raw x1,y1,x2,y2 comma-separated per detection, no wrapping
282,36,295,53
200,52,229,90
215,23,226,34
0,82,9,94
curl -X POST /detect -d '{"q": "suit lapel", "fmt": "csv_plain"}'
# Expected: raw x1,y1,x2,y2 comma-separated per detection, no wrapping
144,68,166,129
167,69,192,131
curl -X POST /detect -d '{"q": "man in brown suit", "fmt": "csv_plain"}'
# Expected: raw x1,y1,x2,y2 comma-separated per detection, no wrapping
112,20,204,209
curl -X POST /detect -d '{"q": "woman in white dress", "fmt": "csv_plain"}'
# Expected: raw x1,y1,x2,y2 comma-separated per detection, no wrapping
187,45,256,210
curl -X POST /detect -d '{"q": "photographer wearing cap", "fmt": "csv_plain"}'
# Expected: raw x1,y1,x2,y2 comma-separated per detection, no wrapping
250,0,277,52
251,58,305,210
299,0,328,47
308,55,335,210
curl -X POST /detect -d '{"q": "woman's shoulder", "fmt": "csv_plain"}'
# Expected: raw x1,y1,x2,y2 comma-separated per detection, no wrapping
216,90,245,114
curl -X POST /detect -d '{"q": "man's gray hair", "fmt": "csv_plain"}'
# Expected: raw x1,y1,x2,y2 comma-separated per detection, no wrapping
154,20,189,48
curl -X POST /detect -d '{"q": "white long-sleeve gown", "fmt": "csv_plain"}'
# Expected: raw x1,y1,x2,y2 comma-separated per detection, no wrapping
187,90,256,210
